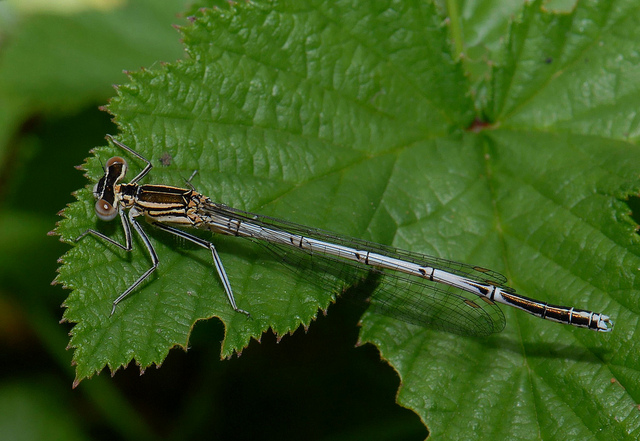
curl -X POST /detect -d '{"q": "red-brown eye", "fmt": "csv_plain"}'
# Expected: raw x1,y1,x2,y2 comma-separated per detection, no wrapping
106,156,127,168
95,199,117,221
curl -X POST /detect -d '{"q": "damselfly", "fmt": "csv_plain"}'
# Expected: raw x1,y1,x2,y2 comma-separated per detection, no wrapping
74,135,613,336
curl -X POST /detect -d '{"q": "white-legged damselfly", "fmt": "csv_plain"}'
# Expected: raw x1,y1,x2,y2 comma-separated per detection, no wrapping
74,136,613,336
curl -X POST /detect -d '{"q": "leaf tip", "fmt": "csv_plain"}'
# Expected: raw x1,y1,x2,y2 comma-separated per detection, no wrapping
227,347,243,359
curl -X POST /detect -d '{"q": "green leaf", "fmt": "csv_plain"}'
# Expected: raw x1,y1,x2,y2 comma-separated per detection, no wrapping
0,0,188,113
55,0,640,438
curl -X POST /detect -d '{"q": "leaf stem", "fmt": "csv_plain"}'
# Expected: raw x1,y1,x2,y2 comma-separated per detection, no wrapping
445,0,464,58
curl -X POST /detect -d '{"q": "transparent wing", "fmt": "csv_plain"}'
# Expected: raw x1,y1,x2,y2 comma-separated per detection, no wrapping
208,204,508,285
203,203,507,336
368,272,505,336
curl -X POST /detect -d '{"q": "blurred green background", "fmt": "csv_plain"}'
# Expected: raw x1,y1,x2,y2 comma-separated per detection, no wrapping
0,1,426,439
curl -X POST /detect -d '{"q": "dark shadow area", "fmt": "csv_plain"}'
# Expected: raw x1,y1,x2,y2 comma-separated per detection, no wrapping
110,287,428,441
627,195,640,226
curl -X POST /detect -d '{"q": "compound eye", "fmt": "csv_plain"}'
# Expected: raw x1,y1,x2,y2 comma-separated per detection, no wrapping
106,156,127,168
95,199,118,221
